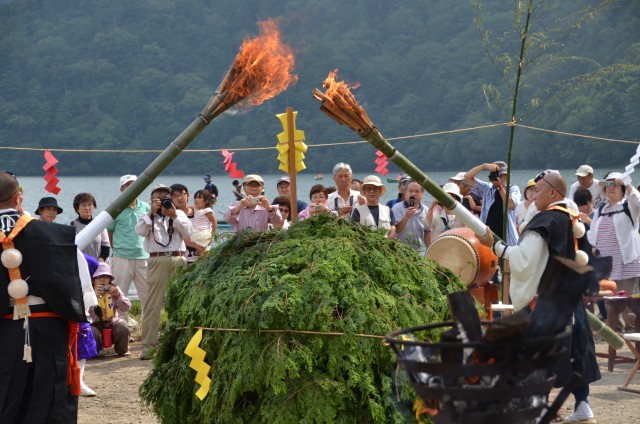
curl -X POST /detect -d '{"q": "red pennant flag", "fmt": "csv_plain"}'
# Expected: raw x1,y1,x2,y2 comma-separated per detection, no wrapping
43,150,61,194
374,151,389,176
221,150,244,179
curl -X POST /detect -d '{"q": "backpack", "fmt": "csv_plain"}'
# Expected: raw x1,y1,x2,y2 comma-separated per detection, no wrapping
597,200,634,226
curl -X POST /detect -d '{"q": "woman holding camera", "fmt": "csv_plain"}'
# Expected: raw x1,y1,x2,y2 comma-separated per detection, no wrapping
88,262,132,356
351,175,396,238
297,184,338,221
587,172,640,331
224,174,283,232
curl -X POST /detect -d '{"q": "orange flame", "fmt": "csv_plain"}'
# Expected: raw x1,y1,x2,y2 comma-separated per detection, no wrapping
313,69,375,134
213,19,297,116
323,69,361,104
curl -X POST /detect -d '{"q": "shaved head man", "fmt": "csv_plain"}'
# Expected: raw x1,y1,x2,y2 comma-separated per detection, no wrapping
479,169,600,421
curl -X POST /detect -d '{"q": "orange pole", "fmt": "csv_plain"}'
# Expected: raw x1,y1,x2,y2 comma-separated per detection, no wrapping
286,107,298,221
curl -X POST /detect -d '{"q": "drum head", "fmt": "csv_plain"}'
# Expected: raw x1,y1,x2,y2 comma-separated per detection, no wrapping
426,234,479,286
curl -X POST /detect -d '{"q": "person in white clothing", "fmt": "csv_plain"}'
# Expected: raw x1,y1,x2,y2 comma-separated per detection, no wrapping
327,163,365,218
567,164,602,209
351,175,395,238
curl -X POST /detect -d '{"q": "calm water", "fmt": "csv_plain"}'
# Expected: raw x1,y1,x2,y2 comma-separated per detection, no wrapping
16,168,624,300
17,168,623,224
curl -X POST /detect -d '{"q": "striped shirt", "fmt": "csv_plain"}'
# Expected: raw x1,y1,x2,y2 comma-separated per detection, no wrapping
595,208,640,280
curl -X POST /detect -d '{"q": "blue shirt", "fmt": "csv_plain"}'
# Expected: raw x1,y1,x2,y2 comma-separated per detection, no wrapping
474,178,521,246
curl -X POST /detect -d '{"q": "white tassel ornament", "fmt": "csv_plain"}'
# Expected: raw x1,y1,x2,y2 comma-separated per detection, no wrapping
575,250,589,266
8,278,29,299
1,248,22,269
572,221,586,239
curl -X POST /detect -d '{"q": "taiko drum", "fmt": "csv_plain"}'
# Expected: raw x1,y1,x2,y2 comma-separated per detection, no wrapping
425,227,498,286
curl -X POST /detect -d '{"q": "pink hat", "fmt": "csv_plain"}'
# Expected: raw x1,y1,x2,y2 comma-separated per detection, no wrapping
92,262,114,281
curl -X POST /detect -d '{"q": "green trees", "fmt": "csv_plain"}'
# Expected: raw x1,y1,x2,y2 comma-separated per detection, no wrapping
0,0,637,174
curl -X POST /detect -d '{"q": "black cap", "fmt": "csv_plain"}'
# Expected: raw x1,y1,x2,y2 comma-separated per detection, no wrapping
36,197,63,214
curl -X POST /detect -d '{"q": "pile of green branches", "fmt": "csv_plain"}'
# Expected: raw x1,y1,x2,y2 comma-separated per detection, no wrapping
140,214,465,423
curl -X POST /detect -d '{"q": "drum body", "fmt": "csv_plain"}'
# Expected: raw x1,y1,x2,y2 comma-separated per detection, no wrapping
425,227,498,286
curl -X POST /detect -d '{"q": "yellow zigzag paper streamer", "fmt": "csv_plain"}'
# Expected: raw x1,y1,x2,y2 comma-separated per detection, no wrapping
184,328,212,400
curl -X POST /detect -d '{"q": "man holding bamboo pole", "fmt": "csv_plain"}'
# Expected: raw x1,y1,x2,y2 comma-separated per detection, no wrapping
477,170,600,423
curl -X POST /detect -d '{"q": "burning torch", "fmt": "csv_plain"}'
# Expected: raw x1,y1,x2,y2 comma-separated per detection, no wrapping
312,70,494,241
76,19,297,250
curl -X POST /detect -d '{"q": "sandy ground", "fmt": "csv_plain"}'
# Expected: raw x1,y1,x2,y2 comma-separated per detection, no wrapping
78,334,640,424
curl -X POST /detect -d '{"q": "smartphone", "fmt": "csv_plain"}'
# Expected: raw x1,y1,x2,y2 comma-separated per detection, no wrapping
409,196,415,207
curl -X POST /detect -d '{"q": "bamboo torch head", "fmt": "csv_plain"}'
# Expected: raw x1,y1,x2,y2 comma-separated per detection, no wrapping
312,69,380,138
201,18,298,122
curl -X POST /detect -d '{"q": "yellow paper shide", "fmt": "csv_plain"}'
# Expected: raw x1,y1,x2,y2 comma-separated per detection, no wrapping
184,328,212,400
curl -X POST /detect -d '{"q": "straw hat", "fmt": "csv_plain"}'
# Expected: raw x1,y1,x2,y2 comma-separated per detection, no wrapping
361,175,386,195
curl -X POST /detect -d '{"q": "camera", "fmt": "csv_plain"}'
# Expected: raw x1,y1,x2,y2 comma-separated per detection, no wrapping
606,180,616,187
409,196,415,207
161,198,173,209
488,171,501,181
315,204,322,211
251,197,261,204
102,285,111,294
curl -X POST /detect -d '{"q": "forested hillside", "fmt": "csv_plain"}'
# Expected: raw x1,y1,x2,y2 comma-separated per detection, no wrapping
1,0,639,175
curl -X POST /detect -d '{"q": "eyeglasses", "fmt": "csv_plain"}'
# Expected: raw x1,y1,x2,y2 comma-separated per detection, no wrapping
171,192,187,199
79,202,94,208
534,170,562,193
363,186,381,192
244,182,262,188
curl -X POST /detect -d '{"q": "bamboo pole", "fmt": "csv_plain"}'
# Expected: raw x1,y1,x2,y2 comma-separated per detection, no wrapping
76,94,227,250
358,126,494,239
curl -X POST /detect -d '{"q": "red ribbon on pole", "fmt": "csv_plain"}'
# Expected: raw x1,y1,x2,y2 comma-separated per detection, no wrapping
43,150,61,194
374,150,389,176
222,150,244,179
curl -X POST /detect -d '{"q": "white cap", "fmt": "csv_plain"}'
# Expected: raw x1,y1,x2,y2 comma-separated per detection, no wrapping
575,165,594,177
448,172,466,182
443,182,462,201
120,174,137,187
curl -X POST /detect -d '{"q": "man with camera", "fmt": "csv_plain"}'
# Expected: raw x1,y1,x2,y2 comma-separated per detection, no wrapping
224,174,283,231
464,161,521,246
135,184,192,360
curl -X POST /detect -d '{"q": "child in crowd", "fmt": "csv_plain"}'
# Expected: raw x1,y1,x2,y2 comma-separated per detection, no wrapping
190,189,217,248
88,262,132,356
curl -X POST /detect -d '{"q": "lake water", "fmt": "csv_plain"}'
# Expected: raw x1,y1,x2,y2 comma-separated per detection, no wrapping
15,168,624,300
17,168,625,224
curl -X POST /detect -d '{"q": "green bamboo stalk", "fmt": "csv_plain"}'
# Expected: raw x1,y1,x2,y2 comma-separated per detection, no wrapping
504,0,533,241
359,127,496,240
587,309,624,350
75,94,228,250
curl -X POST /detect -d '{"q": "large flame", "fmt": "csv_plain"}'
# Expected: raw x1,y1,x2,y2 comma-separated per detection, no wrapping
210,19,297,118
313,69,375,135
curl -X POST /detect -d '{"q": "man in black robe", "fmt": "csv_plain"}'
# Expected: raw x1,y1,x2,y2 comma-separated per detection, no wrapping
0,171,86,424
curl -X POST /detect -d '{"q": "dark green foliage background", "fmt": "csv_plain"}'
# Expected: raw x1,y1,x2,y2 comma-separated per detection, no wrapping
139,215,465,423
0,0,639,175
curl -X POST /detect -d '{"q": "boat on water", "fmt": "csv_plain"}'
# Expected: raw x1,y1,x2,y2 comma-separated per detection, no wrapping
315,173,323,180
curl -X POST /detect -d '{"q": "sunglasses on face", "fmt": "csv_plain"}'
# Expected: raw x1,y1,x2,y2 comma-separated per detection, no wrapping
534,170,562,193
